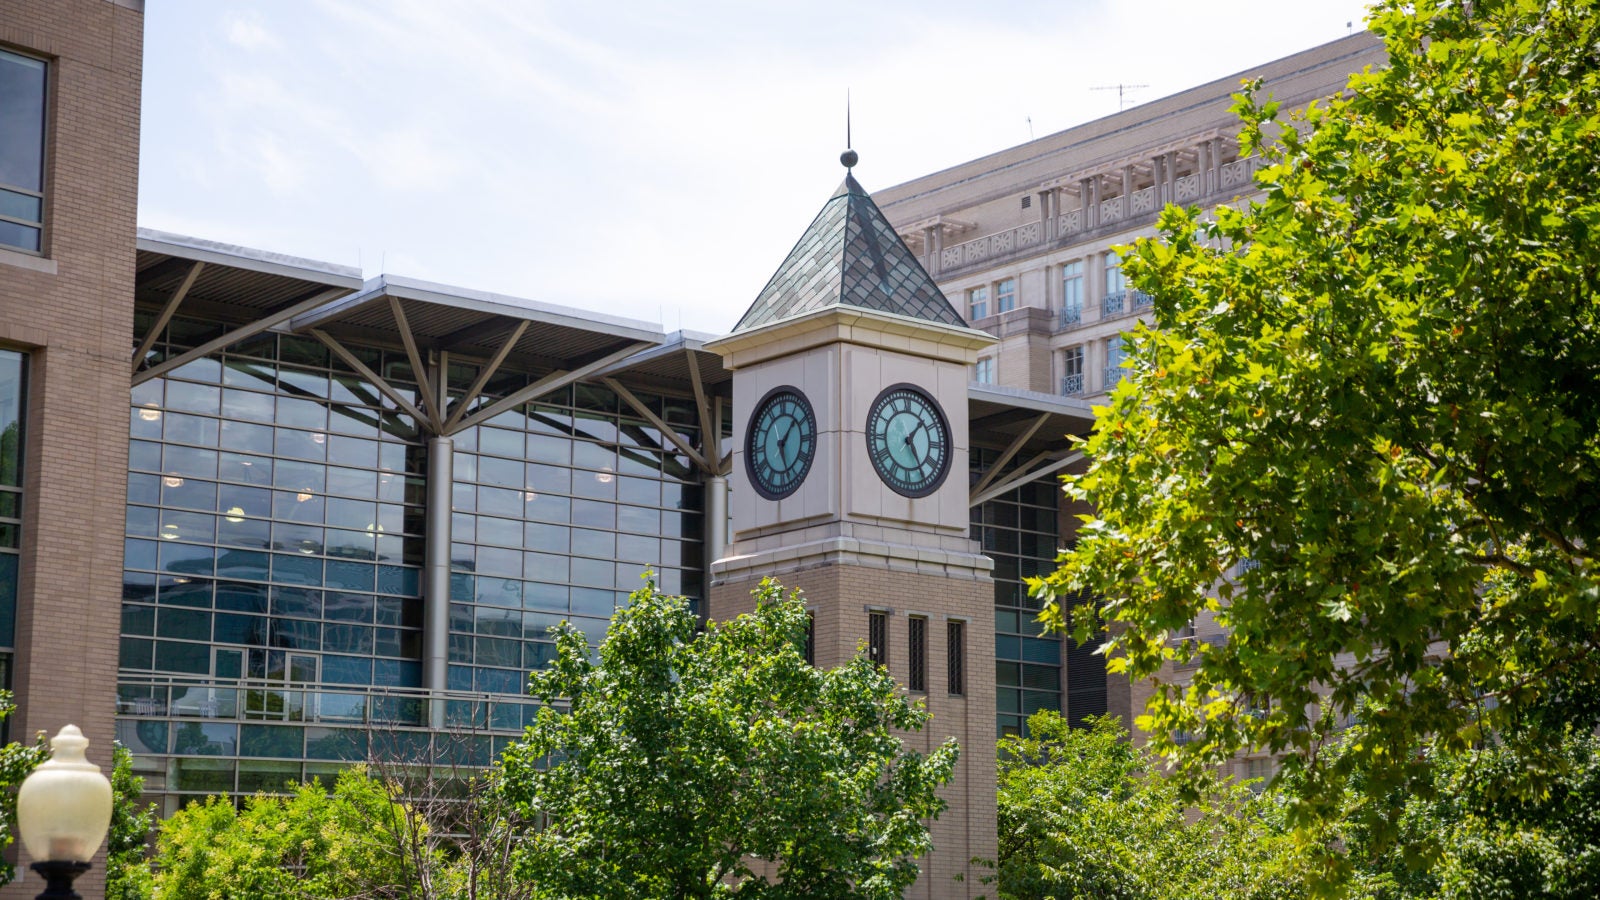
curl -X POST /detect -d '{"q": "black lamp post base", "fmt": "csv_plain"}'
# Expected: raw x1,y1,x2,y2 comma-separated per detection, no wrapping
30,861,90,900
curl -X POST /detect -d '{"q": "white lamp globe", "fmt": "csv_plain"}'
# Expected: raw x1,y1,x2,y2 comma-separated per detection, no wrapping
17,725,112,864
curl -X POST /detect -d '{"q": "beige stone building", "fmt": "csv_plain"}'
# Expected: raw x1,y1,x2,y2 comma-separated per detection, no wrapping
877,31,1387,757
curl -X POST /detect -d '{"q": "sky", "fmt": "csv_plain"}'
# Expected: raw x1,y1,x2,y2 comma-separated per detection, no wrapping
138,1,1376,335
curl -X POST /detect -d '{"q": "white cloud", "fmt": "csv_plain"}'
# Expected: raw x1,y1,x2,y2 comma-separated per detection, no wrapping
223,11,280,51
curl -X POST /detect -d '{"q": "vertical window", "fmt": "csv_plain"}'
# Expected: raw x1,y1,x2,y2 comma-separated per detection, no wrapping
868,611,887,667
946,620,965,697
1061,346,1084,396
1104,336,1125,390
973,357,994,385
1060,261,1083,325
1103,251,1126,315
0,49,47,253
967,287,989,321
996,278,1017,314
804,611,815,666
908,616,927,692
0,351,22,653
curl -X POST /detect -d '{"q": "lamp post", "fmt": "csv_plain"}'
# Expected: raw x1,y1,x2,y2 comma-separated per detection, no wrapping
16,725,112,900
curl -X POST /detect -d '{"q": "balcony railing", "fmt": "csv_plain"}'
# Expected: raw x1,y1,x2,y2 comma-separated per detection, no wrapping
1132,289,1153,309
1103,365,1125,390
1059,304,1082,328
1061,373,1084,396
1103,290,1126,316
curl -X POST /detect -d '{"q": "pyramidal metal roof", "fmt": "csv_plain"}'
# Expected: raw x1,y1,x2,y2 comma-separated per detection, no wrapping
731,173,966,332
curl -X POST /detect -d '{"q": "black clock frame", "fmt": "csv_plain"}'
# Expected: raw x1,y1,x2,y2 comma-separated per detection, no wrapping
744,384,817,501
864,382,952,499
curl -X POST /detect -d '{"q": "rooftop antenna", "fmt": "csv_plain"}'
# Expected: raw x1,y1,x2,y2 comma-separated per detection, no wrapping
841,89,858,170
1091,82,1149,111
1026,115,1035,140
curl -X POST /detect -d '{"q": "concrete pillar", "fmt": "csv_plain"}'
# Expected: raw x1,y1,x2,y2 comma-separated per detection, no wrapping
423,434,453,729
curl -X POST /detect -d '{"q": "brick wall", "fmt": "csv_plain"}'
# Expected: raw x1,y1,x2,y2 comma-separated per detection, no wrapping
0,3,143,897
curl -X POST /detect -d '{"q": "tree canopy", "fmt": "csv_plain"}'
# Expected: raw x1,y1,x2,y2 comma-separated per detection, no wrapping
1036,0,1600,856
498,575,958,900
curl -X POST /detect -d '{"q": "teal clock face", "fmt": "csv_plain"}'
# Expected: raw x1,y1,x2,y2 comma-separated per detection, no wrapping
746,387,816,500
866,384,951,498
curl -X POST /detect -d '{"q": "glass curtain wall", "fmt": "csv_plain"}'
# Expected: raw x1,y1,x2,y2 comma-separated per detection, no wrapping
0,351,24,703
119,314,706,810
970,447,1063,736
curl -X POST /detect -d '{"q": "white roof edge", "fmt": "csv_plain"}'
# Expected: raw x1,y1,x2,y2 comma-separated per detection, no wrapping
307,273,666,344
968,383,1097,416
135,227,363,287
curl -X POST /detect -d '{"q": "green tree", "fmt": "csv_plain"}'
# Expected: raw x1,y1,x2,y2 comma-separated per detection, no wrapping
0,693,45,886
1035,0,1600,863
106,743,157,900
151,768,423,899
991,711,1308,900
498,575,958,900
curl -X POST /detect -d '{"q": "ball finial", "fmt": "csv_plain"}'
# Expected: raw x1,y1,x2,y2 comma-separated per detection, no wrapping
840,148,858,169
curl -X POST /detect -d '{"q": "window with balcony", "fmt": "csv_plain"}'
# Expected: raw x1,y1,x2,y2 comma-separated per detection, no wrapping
1103,335,1125,390
973,357,994,385
0,48,48,253
1060,262,1083,326
1103,251,1126,315
1061,346,1084,396
996,278,1016,314
968,286,989,321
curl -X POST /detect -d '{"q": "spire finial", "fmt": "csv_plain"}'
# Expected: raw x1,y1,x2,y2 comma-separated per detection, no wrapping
840,89,858,169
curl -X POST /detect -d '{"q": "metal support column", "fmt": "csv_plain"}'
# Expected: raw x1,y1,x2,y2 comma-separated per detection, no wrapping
703,475,728,612
423,435,454,729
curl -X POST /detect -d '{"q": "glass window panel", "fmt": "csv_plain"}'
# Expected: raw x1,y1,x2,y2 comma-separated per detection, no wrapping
218,451,272,485
478,486,522,518
617,506,660,535
475,606,519,636
216,514,271,549
476,576,522,607
218,483,272,519
523,553,568,583
321,656,373,686
324,527,374,559
454,483,476,513
305,727,367,761
276,395,326,430
273,460,325,493
572,466,617,500
325,466,375,498
324,497,375,531
273,522,323,556
475,637,520,668
377,596,422,629
617,476,659,506
324,623,372,654
525,492,569,523
216,581,268,613
324,561,373,592
221,388,275,422
571,500,613,530
160,577,214,608
375,627,418,658
524,522,568,553
525,464,569,493
570,588,614,617
123,570,157,602
522,583,568,615
215,548,269,580
374,658,421,688
476,545,522,578
214,613,268,646
161,413,219,448
478,427,523,458
273,490,324,523
571,557,614,590
154,640,210,674
453,452,477,482
159,543,214,577
162,478,217,512
270,618,320,650
526,433,568,464
165,380,220,415
121,603,155,636
324,591,374,623
326,435,377,468
276,428,327,461
238,759,302,794
119,637,154,669
159,509,215,544
617,534,658,564
115,719,168,756
240,725,302,759
173,723,238,758
126,505,158,539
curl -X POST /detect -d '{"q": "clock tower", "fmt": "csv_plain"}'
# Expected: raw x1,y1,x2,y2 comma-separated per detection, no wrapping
706,157,998,899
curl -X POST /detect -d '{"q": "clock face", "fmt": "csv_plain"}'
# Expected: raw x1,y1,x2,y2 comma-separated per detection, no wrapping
745,386,817,501
865,384,951,498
